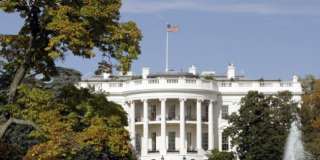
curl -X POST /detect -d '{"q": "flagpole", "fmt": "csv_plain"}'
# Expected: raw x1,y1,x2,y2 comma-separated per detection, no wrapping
166,29,169,72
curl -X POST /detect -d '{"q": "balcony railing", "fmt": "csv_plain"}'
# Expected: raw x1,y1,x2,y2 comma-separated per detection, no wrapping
80,77,300,95
218,81,295,88
148,150,159,153
167,149,179,153
80,77,219,93
187,146,198,153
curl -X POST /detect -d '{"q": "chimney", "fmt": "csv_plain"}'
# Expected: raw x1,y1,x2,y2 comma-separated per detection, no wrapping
227,64,236,79
127,71,133,76
188,65,197,75
292,75,299,83
142,67,150,79
102,73,110,79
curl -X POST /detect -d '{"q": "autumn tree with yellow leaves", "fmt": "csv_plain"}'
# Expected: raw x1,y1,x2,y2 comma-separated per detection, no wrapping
300,76,320,160
0,0,142,103
0,0,141,159
1,84,136,159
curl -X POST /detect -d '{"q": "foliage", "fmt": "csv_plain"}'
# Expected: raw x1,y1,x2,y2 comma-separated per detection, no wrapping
0,142,23,160
0,59,14,104
95,60,113,75
203,75,215,80
225,91,297,160
301,75,316,94
300,79,320,159
0,123,39,160
0,84,134,159
208,149,235,160
0,0,142,102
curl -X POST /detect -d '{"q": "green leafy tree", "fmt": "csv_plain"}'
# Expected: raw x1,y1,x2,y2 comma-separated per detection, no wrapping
225,91,297,160
208,149,235,160
0,0,142,103
300,79,320,159
0,84,135,159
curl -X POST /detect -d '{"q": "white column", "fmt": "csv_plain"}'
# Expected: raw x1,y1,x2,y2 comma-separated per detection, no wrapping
124,102,130,131
143,99,149,155
218,104,222,151
208,100,214,150
218,130,223,151
130,101,136,148
160,98,167,155
179,98,186,154
196,99,203,152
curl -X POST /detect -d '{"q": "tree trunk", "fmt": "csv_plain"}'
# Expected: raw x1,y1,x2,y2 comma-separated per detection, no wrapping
7,5,39,104
7,63,28,104
0,118,38,139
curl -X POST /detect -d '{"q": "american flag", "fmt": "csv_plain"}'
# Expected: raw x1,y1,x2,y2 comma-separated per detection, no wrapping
167,24,179,32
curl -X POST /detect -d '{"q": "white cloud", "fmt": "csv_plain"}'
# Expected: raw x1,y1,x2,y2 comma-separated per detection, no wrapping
121,0,320,16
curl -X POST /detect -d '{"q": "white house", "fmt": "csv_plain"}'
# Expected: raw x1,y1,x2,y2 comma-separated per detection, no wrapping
78,64,302,160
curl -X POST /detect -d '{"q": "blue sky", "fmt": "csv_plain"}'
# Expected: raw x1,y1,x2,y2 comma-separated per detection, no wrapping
1,0,320,79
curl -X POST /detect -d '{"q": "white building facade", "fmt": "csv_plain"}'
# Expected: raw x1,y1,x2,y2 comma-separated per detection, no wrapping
78,64,302,160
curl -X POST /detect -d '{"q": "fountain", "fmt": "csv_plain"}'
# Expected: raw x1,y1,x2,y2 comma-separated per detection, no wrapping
283,118,306,160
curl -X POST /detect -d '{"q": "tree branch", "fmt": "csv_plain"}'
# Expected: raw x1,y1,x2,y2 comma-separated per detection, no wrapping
0,118,38,139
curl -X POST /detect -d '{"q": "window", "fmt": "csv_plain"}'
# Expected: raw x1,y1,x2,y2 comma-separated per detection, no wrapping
186,105,192,120
168,132,176,151
202,105,209,121
222,105,229,119
168,104,176,120
135,134,141,153
202,132,208,150
150,105,156,121
152,132,157,151
187,132,192,150
222,132,229,151
135,110,141,122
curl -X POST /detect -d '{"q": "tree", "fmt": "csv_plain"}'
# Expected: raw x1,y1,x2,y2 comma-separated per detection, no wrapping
0,84,135,159
95,60,113,75
0,0,142,103
0,120,39,160
208,149,235,160
301,75,316,94
300,79,320,159
225,91,297,160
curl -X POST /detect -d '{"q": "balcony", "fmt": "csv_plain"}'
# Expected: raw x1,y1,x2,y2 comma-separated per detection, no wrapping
218,81,302,94
187,146,198,153
167,149,179,153
80,78,218,94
